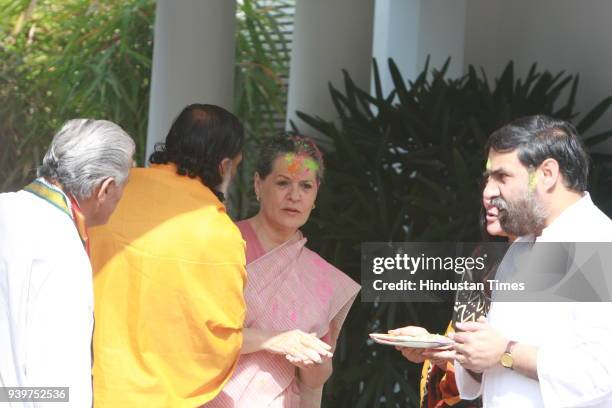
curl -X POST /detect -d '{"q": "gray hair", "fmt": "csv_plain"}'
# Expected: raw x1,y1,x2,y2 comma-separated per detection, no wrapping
38,119,135,200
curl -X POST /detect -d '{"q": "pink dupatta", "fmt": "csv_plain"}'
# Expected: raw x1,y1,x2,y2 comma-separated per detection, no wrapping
207,222,360,407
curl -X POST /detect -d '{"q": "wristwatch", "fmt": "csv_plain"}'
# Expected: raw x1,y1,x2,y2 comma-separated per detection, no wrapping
500,340,517,369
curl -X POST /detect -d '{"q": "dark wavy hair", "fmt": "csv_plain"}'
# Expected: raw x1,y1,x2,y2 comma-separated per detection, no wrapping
255,133,325,182
149,104,244,191
486,115,589,192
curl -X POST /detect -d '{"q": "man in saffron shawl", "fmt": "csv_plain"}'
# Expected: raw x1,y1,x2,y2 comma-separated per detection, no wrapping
89,104,246,407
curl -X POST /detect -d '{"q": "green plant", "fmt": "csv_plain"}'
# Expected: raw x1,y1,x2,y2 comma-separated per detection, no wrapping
0,0,295,204
296,58,612,407
1,0,294,205
0,0,155,192
230,0,294,218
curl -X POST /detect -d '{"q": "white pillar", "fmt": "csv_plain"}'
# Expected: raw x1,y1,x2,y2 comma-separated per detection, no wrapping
372,0,422,96
417,0,466,79
285,0,375,139
145,0,237,160
372,0,466,96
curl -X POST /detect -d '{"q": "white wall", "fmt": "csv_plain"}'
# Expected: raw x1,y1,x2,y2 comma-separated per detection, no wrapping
417,0,466,79
371,0,612,152
464,0,612,150
285,0,375,140
372,0,466,96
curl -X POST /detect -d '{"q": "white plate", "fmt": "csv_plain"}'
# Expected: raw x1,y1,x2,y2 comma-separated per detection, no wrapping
369,333,453,348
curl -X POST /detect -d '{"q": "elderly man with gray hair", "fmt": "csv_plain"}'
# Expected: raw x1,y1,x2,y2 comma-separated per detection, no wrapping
0,119,134,406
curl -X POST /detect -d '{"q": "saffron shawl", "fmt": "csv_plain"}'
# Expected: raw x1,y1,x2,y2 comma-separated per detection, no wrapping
90,165,246,407
209,223,360,407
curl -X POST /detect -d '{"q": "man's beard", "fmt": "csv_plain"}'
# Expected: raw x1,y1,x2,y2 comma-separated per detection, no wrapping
491,191,548,237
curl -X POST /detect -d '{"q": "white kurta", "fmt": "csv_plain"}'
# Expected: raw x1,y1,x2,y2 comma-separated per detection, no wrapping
456,193,612,408
0,189,93,407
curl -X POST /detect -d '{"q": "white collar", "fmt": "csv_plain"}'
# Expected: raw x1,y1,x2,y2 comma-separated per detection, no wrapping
537,192,591,241
36,177,74,213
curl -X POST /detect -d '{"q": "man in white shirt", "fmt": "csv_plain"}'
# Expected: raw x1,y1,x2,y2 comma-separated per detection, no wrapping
0,119,135,406
453,115,612,407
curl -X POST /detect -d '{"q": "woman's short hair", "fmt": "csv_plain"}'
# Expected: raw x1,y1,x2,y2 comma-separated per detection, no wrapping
255,133,325,182
149,104,244,189
38,119,135,200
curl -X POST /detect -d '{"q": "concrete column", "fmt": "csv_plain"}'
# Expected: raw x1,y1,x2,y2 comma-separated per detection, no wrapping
417,0,466,79
372,0,422,96
372,0,466,97
145,0,237,160
285,0,375,138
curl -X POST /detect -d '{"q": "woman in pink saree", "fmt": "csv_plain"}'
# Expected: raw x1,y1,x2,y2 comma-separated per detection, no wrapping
207,135,360,408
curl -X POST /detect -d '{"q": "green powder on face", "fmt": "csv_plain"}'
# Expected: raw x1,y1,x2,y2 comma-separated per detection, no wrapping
528,171,538,190
303,158,319,172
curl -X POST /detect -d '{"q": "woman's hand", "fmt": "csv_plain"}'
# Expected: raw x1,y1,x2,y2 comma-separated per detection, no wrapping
286,353,331,369
388,326,431,364
389,326,453,370
262,329,333,365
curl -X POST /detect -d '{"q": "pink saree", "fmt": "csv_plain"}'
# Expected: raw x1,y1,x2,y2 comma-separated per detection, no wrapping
207,221,360,407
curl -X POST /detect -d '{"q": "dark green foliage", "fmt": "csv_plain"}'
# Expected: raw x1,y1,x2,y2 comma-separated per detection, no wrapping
296,58,612,407
230,0,294,218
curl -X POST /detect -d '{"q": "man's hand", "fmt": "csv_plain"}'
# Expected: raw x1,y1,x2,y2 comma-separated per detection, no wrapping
452,317,508,373
422,346,456,370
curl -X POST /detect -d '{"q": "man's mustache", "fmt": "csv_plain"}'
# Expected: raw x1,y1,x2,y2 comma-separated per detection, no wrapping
490,197,509,212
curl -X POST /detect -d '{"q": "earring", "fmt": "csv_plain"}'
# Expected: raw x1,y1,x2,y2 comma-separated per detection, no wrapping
256,194,260,202
312,203,316,209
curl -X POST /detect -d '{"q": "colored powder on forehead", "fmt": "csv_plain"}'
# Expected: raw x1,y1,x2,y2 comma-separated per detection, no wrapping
288,161,301,175
303,158,319,172
485,159,492,171
284,152,296,165
285,153,303,175
284,152,319,176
